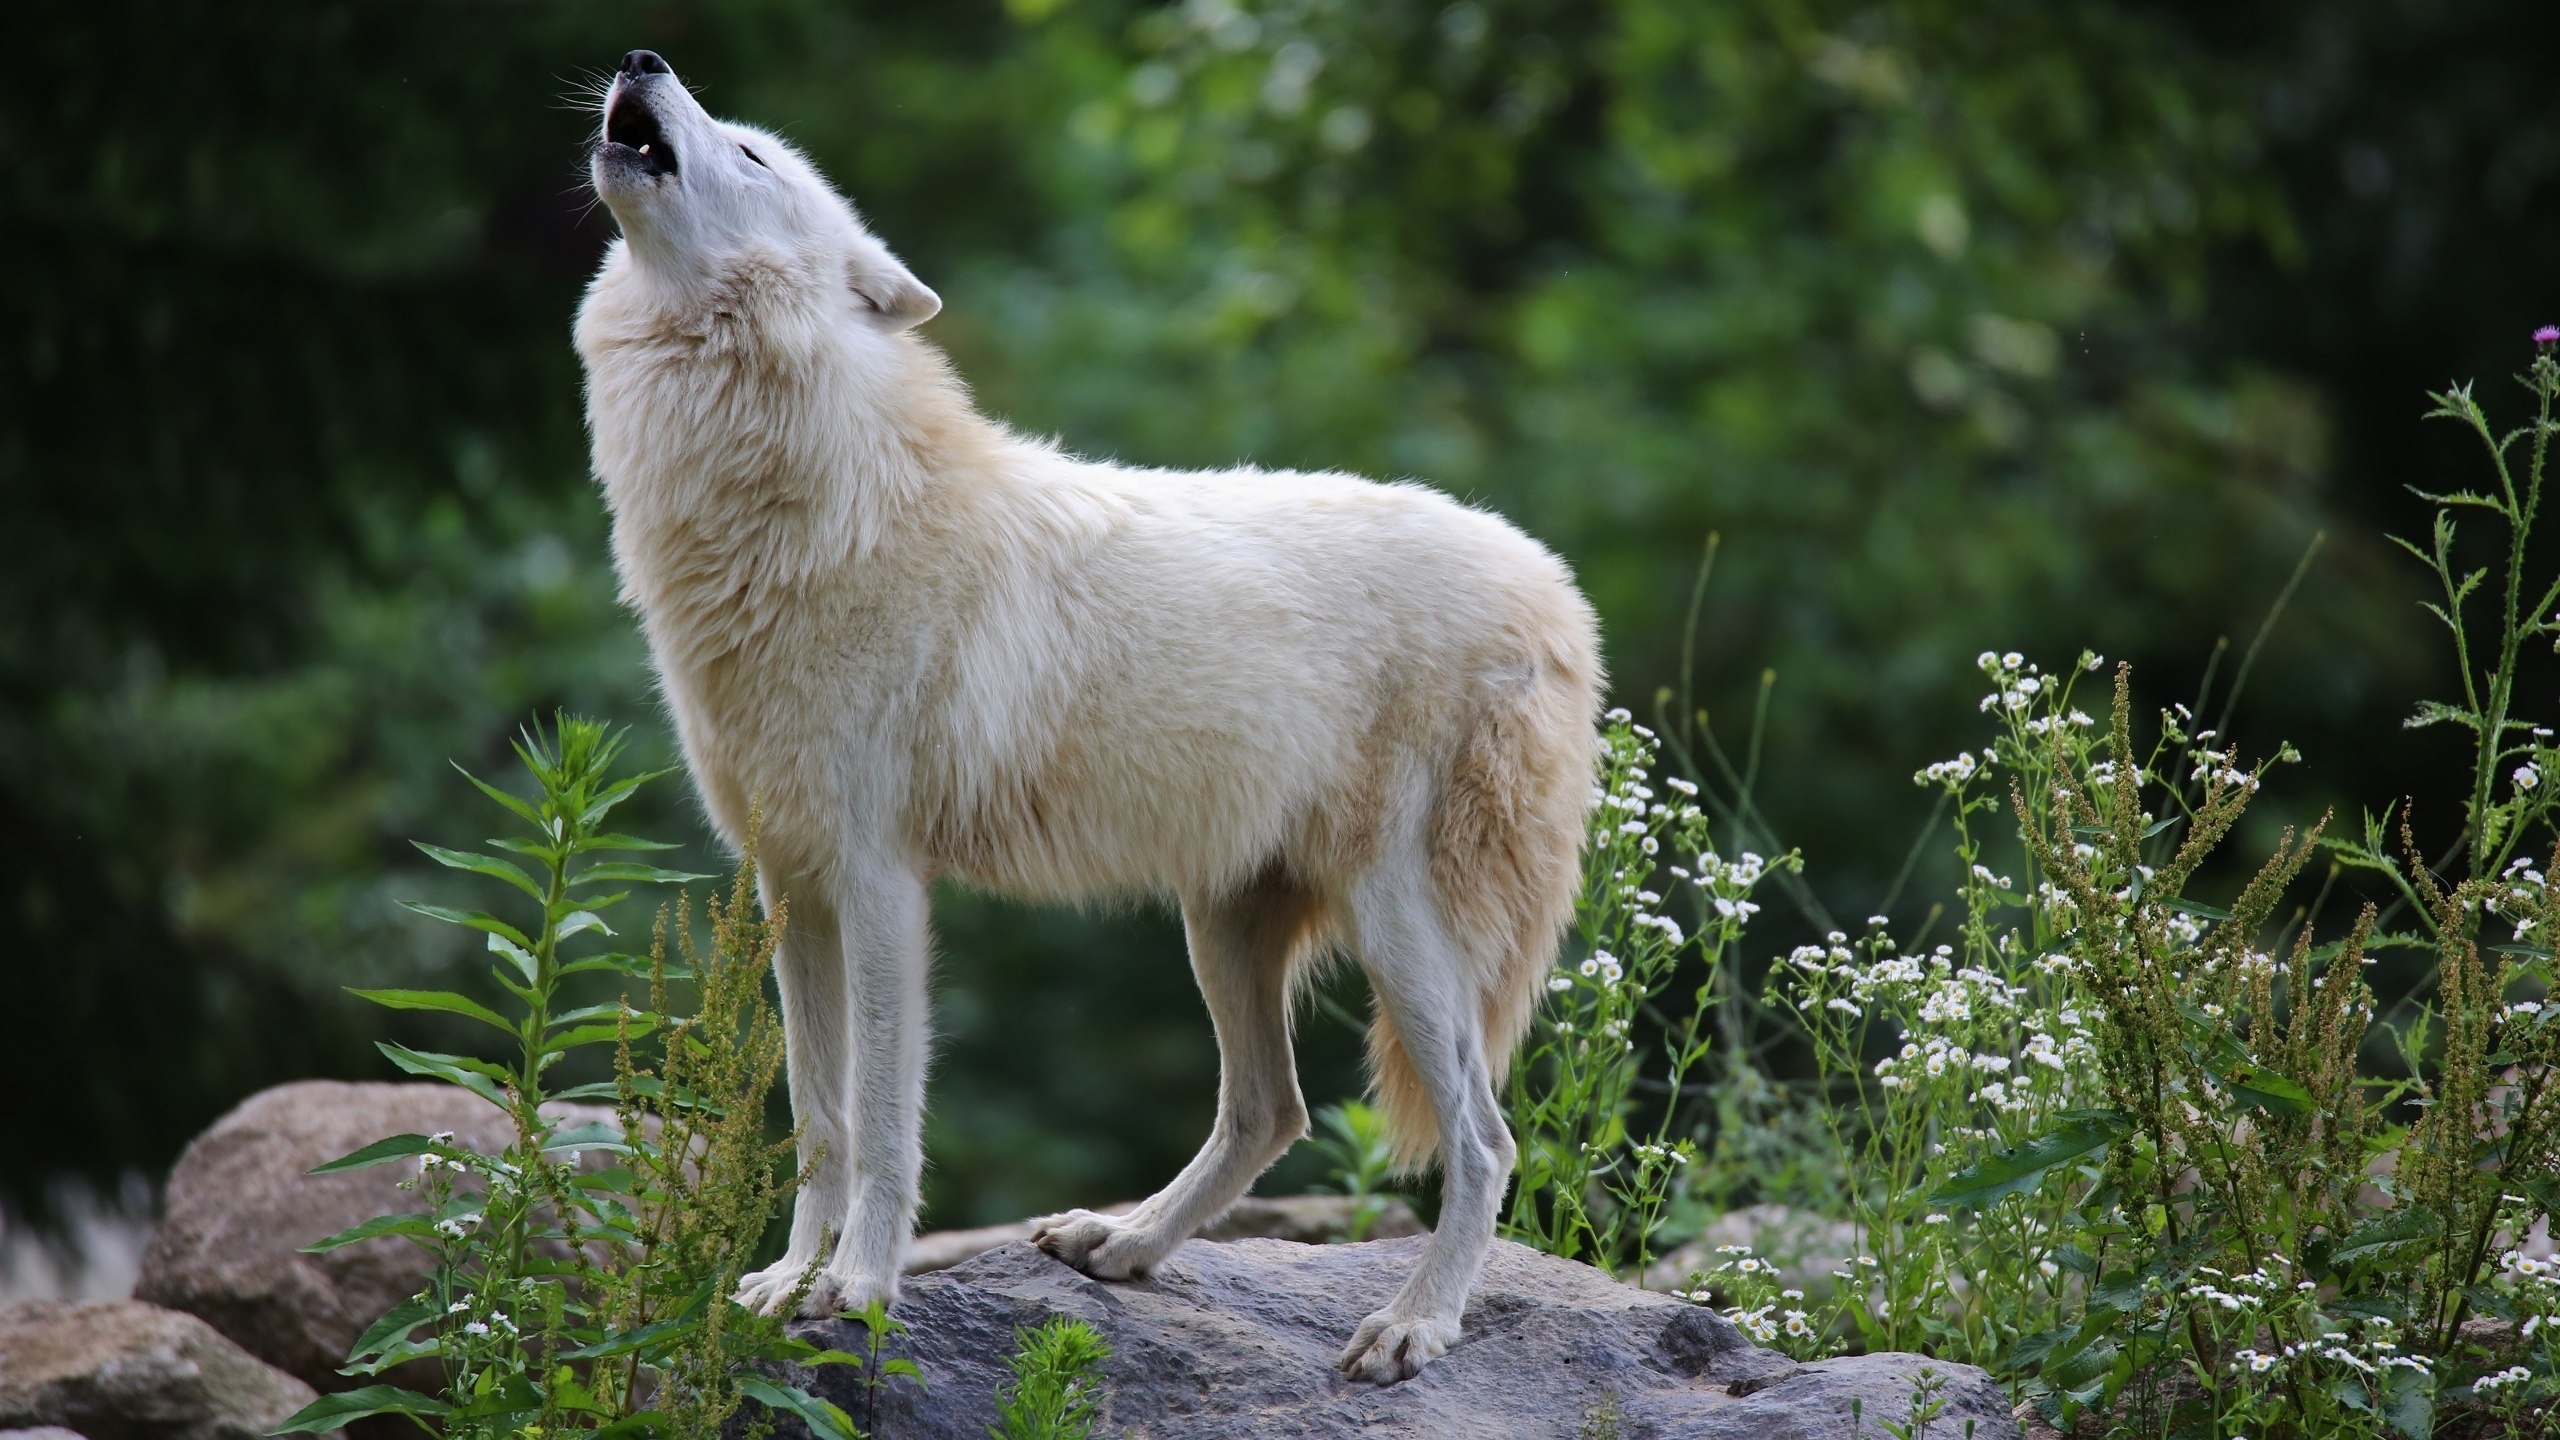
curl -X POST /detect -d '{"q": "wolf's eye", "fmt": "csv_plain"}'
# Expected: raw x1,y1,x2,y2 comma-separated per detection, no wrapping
740,146,770,170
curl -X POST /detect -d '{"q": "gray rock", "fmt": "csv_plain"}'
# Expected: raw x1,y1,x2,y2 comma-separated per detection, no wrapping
1,1428,92,1440
134,1079,620,1393
1644,1203,1867,1303
773,1236,2019,1439
1197,1194,1427,1246
0,1299,317,1440
907,1194,1423,1274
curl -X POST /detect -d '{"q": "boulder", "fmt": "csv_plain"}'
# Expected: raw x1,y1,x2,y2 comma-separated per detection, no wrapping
134,1079,619,1393
0,1299,316,1440
773,1236,2020,1439
1644,1203,1867,1303
906,1194,1424,1274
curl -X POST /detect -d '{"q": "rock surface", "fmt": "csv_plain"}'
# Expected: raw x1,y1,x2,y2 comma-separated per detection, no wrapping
134,1079,617,1393
0,1299,317,1440
774,1236,2019,1440
907,1193,1425,1274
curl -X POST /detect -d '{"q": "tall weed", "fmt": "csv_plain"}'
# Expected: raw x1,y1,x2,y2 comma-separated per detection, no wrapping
269,718,878,1440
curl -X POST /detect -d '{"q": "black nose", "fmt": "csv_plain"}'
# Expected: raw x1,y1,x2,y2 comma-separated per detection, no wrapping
620,50,671,78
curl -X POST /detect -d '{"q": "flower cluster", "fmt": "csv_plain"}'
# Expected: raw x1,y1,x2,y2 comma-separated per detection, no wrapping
1687,1244,1823,1355
1976,651,2046,714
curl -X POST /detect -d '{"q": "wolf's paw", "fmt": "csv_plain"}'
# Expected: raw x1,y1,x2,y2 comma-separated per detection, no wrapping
1030,1208,1164,1280
1337,1309,1459,1384
734,1256,816,1317
801,1267,898,1320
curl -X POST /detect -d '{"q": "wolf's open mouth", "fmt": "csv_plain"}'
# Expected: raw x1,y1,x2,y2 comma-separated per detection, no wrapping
604,92,677,178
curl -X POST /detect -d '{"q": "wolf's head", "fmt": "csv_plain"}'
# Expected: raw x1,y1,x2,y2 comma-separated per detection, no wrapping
589,50,938,329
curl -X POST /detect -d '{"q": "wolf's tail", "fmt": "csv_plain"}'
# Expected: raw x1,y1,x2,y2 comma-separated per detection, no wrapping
1367,640,1599,1167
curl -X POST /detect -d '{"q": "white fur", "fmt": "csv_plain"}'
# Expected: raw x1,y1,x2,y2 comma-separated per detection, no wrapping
576,56,1601,1382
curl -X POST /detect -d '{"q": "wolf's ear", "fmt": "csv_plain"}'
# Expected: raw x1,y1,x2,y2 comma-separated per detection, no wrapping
848,243,940,331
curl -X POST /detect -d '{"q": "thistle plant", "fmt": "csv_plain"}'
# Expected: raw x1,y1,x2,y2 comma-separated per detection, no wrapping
269,717,869,1440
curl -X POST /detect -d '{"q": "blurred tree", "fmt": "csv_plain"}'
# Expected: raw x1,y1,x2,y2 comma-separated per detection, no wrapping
1,0,2547,1232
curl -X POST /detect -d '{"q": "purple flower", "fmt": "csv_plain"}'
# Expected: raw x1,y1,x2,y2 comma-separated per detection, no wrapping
2536,325,2560,345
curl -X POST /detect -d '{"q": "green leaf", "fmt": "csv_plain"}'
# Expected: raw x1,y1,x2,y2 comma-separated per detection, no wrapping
301,1211,436,1254
398,901,530,950
268,1384,449,1433
2041,1330,2121,1393
572,861,712,887
546,1019,655,1054
2331,1208,2444,1272
346,988,513,1035
736,1377,861,1440
557,952,660,979
574,772,656,830
2220,1064,2314,1115
581,832,681,853
2002,1325,2071,1376
344,1294,441,1366
455,762,545,829
2386,1369,2433,1440
550,1001,642,1029
446,1369,545,1421
557,909,614,941
377,1042,511,1111
543,1120,627,1153
488,933,540,986
2089,1269,2144,1314
311,1133,443,1175
412,841,544,901
551,1081,627,1102
1929,1110,2127,1209
556,1313,697,1361
589,1410,671,1440
781,1347,871,1369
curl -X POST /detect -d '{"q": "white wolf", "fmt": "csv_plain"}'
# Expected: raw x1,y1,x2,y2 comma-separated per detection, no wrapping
576,50,1600,1382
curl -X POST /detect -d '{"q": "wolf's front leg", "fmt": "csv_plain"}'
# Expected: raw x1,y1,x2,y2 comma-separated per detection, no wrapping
808,855,932,1316
736,878,856,1316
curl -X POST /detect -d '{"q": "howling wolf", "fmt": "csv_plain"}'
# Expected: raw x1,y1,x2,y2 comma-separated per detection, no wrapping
576,49,1599,1382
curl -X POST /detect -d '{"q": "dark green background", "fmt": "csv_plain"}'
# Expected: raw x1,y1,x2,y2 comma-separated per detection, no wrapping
5,0,2552,1229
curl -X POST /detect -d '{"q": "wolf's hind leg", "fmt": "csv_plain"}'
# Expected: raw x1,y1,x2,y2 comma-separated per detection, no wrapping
1034,865,1317,1279
1335,845,1513,1384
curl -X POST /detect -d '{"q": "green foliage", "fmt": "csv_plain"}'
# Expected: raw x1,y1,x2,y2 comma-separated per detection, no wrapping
268,716,855,1440
1306,1101,1404,1242
1490,347,2560,1437
1762,350,2560,1437
990,1317,1114,1440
